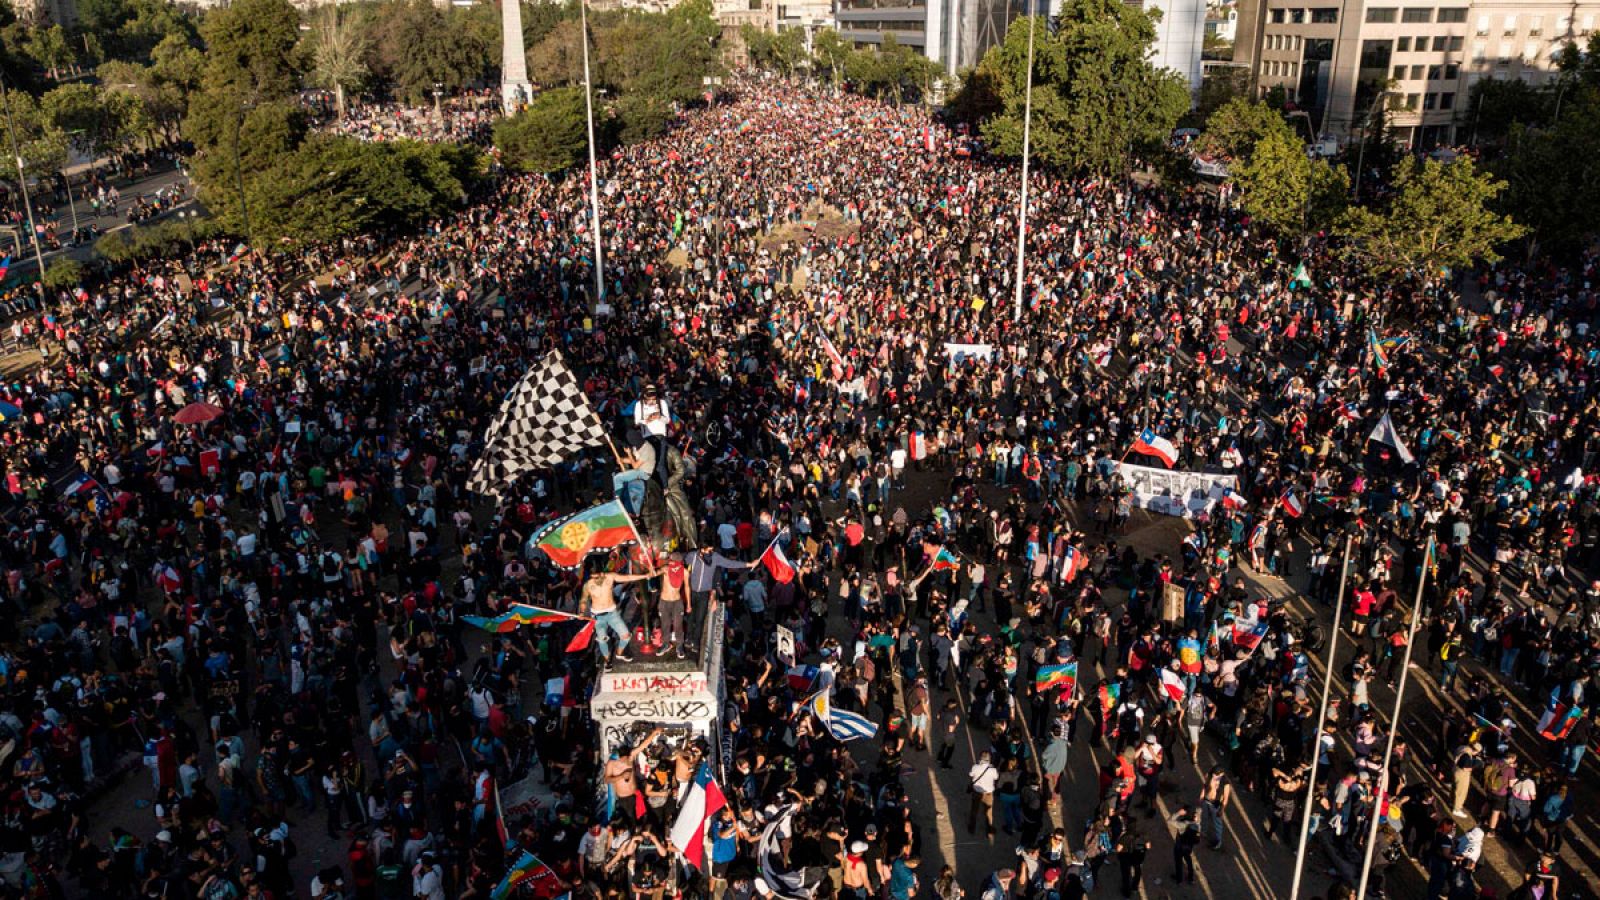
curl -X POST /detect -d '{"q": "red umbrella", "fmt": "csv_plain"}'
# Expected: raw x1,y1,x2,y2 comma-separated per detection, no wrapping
172,402,223,425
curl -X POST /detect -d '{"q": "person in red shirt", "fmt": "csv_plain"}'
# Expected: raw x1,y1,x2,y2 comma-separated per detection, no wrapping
1350,580,1377,636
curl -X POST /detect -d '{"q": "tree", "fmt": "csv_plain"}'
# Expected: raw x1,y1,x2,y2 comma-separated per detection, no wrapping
42,82,146,159
41,258,84,291
1495,87,1600,254
1199,96,1282,160
193,0,304,102
1339,157,1525,276
812,27,850,85
1189,66,1249,127
1201,98,1345,236
972,0,1190,175
743,24,804,75
527,18,586,86
369,0,493,102
308,6,370,119
101,33,204,144
25,24,74,80
1464,77,1552,145
0,91,69,179
492,85,599,174
948,64,1003,126
243,136,480,246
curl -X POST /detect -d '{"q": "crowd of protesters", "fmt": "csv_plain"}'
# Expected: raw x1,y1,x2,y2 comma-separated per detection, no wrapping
0,74,1591,900
305,92,501,146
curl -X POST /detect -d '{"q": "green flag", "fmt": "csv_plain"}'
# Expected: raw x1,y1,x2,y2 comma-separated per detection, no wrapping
1290,262,1311,288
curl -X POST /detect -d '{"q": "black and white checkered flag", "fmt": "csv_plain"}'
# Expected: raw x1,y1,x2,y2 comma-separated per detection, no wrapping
467,353,608,498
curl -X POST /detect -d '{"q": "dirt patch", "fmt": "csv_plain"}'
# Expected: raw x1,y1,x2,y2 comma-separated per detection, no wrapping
758,201,859,253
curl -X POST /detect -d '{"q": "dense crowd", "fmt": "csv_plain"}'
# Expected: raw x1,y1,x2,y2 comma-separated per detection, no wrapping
307,93,501,146
0,76,1592,900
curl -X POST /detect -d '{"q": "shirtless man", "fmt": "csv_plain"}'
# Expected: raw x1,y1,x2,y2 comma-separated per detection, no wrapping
660,557,693,659
603,726,663,825
581,566,658,663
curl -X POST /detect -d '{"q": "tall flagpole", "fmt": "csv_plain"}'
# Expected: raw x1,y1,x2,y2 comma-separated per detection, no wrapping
578,0,605,313
1011,8,1037,322
1355,534,1436,899
1289,532,1353,900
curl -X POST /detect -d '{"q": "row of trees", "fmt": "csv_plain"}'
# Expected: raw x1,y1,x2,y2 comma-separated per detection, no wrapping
179,0,482,247
1198,97,1525,276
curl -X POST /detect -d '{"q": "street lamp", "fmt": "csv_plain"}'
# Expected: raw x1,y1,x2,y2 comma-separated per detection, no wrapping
0,75,49,282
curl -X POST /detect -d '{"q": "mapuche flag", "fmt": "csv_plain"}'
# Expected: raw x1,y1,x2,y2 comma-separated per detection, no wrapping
530,500,636,569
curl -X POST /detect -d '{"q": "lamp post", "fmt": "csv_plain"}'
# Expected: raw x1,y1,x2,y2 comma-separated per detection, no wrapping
579,0,605,311
0,76,50,281
1011,9,1037,322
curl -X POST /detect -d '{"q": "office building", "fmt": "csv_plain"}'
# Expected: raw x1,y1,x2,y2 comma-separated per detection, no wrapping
834,0,1024,76
1234,0,1600,147
1134,0,1210,95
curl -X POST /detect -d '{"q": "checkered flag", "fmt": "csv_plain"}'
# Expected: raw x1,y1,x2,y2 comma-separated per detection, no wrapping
467,352,608,499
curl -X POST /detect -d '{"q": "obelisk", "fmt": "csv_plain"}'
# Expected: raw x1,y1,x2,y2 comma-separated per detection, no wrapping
501,0,533,114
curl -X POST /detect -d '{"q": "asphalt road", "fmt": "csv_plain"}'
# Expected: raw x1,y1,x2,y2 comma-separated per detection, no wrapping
3,164,196,274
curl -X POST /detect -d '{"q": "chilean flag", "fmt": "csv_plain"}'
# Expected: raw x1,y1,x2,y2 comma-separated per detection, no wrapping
817,324,845,379
758,536,796,584
1059,544,1086,583
908,431,927,461
1220,487,1247,510
1159,668,1188,703
62,474,101,497
155,564,183,592
1232,611,1269,652
1281,490,1305,518
786,665,819,692
1130,429,1179,467
669,762,726,870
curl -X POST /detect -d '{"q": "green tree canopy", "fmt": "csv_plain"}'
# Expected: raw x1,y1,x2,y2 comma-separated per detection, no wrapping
493,85,605,174
1339,157,1524,276
243,136,481,246
1495,87,1600,254
969,0,1190,175
194,0,304,103
42,82,148,159
368,0,493,103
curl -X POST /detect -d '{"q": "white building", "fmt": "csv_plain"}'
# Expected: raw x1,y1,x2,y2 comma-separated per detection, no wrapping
834,0,1023,76
1135,0,1210,96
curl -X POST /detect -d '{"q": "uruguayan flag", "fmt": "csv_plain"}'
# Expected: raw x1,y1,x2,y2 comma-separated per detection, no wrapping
823,707,879,742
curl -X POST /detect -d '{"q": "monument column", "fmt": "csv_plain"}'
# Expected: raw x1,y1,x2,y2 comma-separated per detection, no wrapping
501,0,533,114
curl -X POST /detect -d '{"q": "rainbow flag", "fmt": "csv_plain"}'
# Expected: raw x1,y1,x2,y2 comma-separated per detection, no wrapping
1035,661,1078,696
531,500,636,569
464,604,575,633
491,849,560,900
1206,621,1220,656
1177,637,1203,674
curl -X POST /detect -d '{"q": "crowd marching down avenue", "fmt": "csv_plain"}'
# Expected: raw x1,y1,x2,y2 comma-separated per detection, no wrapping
0,77,1594,900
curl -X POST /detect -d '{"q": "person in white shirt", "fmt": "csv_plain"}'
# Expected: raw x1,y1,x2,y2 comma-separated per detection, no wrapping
412,853,446,900
966,751,999,835
634,384,671,437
